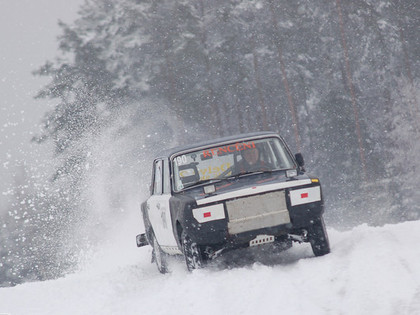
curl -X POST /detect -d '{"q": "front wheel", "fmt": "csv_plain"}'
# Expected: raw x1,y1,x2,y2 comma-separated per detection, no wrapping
181,230,204,271
308,217,330,256
151,232,169,274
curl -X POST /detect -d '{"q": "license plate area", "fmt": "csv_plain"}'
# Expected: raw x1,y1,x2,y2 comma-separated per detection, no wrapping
250,234,275,247
226,190,290,234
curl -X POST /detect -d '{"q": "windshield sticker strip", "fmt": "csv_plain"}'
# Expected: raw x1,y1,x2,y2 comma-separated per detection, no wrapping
195,179,312,205
202,141,255,158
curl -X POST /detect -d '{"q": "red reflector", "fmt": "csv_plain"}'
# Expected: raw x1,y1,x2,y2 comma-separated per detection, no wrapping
301,193,309,199
203,212,211,218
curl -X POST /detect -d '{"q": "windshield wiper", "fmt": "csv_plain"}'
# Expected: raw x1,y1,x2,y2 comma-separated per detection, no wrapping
182,178,223,190
230,169,276,178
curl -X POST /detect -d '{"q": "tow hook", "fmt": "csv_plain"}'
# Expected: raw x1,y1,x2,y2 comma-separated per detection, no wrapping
288,230,308,243
205,247,225,260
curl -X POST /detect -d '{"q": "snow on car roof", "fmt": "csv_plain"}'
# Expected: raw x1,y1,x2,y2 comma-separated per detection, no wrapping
156,131,281,159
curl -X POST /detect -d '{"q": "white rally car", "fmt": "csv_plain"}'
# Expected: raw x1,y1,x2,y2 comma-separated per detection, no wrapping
137,132,330,273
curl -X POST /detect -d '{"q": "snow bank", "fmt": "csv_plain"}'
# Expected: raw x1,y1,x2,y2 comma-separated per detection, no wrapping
1,220,420,315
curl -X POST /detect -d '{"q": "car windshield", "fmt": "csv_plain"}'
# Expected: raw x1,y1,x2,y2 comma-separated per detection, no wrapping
172,137,296,192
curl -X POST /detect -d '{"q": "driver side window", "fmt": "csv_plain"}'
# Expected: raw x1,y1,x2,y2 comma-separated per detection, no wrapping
153,160,163,195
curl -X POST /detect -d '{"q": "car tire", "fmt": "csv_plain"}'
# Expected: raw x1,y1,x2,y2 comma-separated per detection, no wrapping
308,217,330,256
181,230,203,271
151,232,169,274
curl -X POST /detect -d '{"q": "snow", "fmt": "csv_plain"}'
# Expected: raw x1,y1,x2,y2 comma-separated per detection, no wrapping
1,220,420,315
0,0,83,213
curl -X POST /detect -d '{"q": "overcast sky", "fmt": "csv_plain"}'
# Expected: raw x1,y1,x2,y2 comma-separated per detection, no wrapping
0,0,84,209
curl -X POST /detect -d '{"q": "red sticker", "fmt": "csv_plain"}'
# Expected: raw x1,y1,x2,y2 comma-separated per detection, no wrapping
301,192,309,199
203,212,211,218
202,141,256,158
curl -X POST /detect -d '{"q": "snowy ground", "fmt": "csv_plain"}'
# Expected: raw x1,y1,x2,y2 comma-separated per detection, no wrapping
1,220,420,315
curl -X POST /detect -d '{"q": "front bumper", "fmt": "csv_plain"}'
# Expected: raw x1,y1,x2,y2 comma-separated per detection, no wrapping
185,183,324,248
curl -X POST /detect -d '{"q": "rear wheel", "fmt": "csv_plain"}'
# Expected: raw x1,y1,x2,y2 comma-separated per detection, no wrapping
308,217,330,256
181,230,203,271
151,232,169,274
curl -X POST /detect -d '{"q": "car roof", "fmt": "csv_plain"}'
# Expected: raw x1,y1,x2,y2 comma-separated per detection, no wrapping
156,131,282,159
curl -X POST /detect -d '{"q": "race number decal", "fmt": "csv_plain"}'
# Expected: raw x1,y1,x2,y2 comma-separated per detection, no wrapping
175,155,187,166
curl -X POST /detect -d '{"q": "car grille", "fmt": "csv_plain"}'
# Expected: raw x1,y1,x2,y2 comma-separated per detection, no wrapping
226,190,290,234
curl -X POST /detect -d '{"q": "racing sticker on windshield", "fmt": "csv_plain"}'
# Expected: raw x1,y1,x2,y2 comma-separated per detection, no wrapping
174,155,188,166
202,141,255,158
199,162,231,180
178,162,231,180
179,168,196,178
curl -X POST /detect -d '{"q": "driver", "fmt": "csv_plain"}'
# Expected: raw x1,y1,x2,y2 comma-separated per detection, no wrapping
236,146,268,173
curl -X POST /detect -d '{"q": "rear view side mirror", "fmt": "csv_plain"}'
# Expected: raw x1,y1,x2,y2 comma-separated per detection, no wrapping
136,233,148,247
295,153,305,167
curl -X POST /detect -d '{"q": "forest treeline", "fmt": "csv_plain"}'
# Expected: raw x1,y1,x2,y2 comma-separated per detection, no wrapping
1,0,419,286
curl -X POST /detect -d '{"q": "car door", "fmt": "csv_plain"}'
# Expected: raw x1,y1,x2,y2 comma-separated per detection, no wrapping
147,159,179,252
